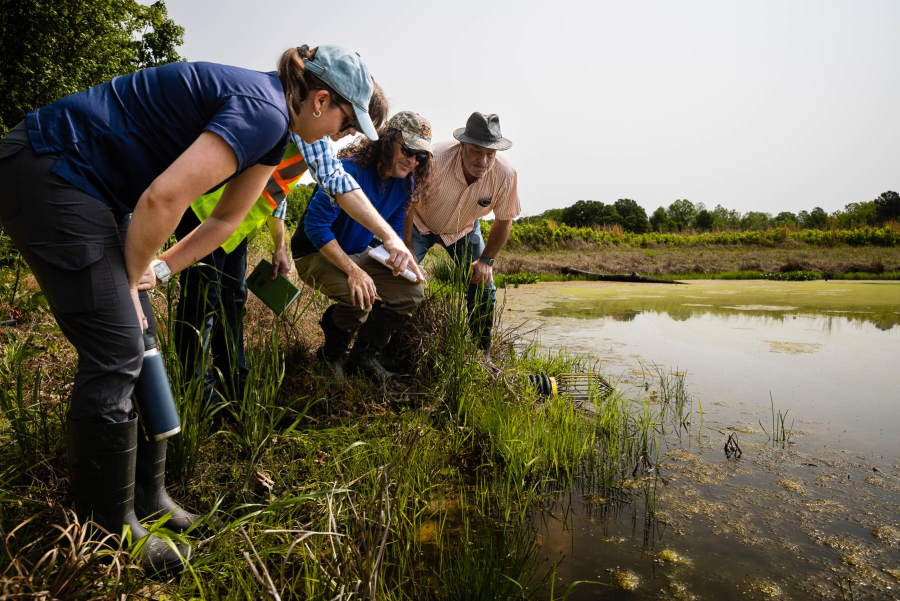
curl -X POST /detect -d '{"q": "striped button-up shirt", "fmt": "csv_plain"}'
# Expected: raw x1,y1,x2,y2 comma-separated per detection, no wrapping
412,140,520,245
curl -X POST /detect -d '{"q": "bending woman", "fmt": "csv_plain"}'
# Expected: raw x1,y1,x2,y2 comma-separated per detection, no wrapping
0,45,420,576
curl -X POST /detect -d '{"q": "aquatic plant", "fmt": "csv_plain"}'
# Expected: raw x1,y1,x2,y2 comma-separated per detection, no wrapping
759,393,793,444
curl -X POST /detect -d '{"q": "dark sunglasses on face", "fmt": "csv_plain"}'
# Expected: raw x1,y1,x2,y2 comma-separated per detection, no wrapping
400,144,429,163
337,104,355,132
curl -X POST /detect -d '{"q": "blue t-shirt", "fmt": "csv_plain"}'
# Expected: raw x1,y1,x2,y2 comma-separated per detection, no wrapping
299,159,409,257
27,61,291,219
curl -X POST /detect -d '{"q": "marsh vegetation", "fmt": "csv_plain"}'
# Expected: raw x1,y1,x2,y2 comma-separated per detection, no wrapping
0,241,693,600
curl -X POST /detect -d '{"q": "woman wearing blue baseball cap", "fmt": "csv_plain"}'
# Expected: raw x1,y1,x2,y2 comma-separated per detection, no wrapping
0,44,421,576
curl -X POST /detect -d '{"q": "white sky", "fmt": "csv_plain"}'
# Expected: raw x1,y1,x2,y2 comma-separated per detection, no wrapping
164,0,898,218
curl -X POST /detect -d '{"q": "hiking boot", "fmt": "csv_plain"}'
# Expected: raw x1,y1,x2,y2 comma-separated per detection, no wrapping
318,304,355,382
346,302,404,379
67,417,191,578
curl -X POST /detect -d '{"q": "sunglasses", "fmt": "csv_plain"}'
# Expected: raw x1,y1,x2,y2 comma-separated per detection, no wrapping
337,103,356,133
400,144,429,163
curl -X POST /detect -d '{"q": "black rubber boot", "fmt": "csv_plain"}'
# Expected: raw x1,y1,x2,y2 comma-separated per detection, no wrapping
318,304,355,382
467,286,495,355
67,417,190,578
134,435,202,533
346,302,404,379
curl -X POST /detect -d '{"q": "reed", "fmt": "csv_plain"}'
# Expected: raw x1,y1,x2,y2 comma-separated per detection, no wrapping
0,241,686,599
759,392,793,444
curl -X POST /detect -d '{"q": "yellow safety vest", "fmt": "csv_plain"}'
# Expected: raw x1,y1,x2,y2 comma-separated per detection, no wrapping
190,142,309,253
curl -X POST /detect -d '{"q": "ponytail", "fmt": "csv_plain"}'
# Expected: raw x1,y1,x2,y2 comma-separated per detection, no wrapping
278,45,351,121
277,45,316,121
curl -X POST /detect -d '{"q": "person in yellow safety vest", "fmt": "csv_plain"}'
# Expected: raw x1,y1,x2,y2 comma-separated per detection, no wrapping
168,83,391,410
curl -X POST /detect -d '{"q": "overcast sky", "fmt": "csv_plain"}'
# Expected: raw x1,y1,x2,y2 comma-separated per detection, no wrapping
163,0,898,218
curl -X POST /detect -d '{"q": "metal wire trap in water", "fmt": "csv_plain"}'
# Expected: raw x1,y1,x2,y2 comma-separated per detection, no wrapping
525,372,612,400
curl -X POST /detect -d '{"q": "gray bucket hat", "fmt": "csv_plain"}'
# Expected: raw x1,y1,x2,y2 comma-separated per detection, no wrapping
302,45,379,140
388,111,433,155
453,112,512,150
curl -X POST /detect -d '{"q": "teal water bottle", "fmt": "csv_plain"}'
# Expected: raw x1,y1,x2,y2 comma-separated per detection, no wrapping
132,332,181,441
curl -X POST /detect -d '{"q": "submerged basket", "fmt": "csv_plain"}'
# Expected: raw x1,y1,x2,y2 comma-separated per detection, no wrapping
526,372,612,400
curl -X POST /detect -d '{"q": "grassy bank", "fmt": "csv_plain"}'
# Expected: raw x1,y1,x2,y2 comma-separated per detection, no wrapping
0,248,680,599
493,244,900,280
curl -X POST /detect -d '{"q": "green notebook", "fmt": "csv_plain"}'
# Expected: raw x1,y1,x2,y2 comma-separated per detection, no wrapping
246,259,302,316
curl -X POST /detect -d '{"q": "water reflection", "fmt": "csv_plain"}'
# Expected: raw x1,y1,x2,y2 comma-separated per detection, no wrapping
508,281,900,600
539,281,900,331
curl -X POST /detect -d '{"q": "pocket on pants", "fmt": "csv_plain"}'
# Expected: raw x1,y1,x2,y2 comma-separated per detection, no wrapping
27,240,119,314
0,142,25,221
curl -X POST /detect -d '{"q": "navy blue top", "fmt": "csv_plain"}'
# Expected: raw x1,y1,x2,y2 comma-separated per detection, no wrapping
27,61,291,219
293,159,409,258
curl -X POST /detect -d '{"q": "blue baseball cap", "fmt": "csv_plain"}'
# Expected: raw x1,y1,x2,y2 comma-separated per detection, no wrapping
302,45,378,140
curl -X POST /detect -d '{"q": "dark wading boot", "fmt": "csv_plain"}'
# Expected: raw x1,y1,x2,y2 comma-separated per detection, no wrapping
346,302,404,379
318,304,355,382
134,434,215,534
68,417,190,578
467,286,495,356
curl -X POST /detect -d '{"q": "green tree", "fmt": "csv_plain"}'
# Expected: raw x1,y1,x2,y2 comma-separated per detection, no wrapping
667,199,696,231
560,200,619,228
711,204,741,230
773,211,798,226
835,201,877,228
516,207,564,225
613,198,649,233
0,0,184,136
803,207,829,230
740,211,772,231
285,183,316,226
874,191,900,223
649,206,672,233
694,209,714,231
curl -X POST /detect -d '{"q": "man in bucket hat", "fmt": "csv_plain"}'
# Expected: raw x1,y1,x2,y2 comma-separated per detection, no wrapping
404,112,520,354
292,111,433,380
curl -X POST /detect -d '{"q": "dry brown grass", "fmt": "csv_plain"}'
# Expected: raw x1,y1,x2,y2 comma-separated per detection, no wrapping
1,508,142,599
494,244,900,277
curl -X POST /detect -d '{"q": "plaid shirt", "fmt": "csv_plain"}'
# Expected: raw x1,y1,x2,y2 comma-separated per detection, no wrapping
269,135,361,220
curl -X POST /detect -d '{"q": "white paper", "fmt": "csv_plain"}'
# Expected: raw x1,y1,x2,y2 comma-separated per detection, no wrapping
367,246,418,282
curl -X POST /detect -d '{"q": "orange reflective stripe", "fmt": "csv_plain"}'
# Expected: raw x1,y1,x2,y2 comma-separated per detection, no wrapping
277,154,308,181
262,189,279,210
271,170,292,199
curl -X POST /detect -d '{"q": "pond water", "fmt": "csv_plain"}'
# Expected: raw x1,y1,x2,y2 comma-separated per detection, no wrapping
501,280,900,600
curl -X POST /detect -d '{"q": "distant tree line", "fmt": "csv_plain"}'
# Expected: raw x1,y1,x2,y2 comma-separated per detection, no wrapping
516,191,900,233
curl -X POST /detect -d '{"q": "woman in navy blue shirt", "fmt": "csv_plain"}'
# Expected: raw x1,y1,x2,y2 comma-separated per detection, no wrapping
0,45,420,577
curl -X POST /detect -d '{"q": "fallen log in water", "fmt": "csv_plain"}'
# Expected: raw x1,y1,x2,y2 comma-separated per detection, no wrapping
561,267,687,284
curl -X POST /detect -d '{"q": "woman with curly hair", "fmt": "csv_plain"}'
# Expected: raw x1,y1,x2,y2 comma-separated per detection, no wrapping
291,111,435,380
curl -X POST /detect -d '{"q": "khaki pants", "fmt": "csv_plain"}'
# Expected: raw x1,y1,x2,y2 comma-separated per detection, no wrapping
295,251,424,332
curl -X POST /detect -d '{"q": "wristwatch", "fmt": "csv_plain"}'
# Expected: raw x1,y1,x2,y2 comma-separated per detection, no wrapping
150,259,172,286
478,256,494,266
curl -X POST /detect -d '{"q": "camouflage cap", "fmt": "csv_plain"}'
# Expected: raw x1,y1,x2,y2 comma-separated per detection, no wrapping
388,111,433,155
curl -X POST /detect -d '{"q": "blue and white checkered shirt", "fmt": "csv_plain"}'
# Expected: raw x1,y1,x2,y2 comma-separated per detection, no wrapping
268,135,360,220
292,134,359,205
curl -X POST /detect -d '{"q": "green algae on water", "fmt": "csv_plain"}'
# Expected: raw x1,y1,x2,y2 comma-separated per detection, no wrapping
657,549,693,566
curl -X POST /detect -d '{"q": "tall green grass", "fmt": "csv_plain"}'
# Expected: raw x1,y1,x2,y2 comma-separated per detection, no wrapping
0,251,694,599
